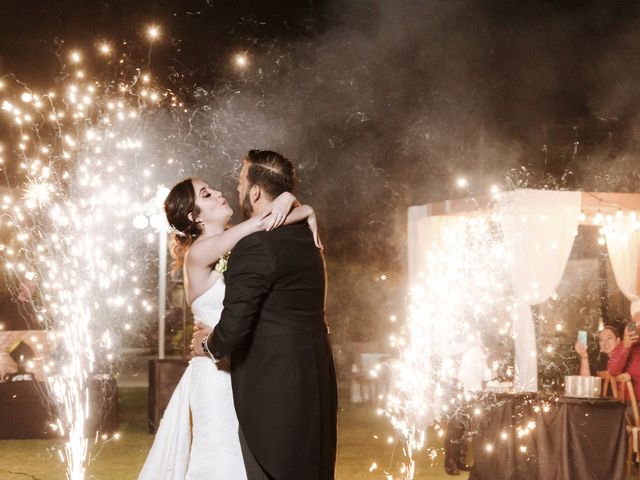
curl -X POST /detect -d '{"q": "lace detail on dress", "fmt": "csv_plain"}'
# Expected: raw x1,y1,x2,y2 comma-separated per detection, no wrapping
140,278,247,480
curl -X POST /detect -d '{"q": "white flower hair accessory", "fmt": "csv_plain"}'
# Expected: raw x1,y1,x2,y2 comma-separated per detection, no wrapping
168,224,187,238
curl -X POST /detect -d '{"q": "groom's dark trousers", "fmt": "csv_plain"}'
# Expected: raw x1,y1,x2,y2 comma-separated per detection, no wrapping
211,223,338,480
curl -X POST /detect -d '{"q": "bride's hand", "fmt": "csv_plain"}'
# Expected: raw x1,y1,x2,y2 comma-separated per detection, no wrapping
264,192,296,231
307,210,323,250
250,210,276,232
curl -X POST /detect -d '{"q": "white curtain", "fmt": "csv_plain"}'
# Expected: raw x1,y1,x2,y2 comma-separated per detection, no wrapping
605,216,640,303
604,216,640,302
409,214,487,420
407,205,430,282
413,214,465,278
499,189,581,391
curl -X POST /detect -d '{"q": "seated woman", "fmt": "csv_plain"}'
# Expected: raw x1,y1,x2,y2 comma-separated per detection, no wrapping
608,303,640,400
574,325,620,376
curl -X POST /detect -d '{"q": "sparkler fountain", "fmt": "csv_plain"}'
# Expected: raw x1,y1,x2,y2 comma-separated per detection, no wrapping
0,33,180,479
381,194,520,479
382,181,607,478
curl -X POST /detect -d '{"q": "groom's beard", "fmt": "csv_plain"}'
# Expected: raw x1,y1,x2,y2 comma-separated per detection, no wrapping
241,191,254,219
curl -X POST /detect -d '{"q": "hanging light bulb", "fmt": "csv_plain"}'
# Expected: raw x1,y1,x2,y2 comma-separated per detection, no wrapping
593,211,603,225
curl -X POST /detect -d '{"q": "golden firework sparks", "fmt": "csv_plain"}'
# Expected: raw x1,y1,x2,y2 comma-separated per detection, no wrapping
23,178,54,208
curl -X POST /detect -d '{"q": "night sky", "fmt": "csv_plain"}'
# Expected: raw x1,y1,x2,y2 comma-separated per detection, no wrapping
2,0,640,340
3,0,640,238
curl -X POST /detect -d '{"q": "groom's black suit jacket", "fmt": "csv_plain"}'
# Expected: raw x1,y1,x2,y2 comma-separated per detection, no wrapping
210,222,338,480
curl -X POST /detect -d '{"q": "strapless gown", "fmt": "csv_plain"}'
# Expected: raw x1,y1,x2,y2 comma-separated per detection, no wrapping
138,278,247,479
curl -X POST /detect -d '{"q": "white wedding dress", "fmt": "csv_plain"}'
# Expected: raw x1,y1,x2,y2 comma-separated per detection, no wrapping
139,277,247,480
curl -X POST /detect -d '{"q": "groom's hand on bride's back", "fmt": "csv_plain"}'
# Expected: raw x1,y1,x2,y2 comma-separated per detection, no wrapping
191,321,212,357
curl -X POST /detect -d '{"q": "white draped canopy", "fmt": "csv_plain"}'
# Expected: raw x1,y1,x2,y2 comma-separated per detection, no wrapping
408,189,640,392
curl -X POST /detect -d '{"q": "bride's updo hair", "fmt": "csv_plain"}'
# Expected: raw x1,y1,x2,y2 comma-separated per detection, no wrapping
164,178,204,270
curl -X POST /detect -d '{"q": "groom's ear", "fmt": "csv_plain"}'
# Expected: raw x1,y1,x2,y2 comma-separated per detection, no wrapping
249,184,261,204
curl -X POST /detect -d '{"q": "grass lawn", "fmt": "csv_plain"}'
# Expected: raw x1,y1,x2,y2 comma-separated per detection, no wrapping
0,387,462,479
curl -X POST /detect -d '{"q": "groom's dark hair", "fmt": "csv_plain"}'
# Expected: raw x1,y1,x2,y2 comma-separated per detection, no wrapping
245,149,295,199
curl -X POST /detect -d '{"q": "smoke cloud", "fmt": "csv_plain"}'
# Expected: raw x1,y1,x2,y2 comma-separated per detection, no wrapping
2,0,640,342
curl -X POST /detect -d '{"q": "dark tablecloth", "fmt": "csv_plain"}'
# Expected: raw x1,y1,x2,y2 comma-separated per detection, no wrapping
470,394,626,480
0,377,118,439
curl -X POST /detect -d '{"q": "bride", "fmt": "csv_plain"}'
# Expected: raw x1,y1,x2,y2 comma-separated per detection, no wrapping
138,177,320,479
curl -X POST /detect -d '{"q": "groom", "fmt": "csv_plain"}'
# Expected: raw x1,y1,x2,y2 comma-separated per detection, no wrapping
192,149,338,479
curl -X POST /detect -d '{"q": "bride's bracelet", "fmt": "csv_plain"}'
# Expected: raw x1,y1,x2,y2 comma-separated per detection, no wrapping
201,334,216,362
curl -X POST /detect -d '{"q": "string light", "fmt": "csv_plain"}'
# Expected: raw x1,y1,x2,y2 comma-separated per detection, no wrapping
593,211,603,225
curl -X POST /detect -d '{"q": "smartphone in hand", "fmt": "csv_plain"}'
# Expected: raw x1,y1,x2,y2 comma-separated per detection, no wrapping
629,322,638,335
577,330,587,346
